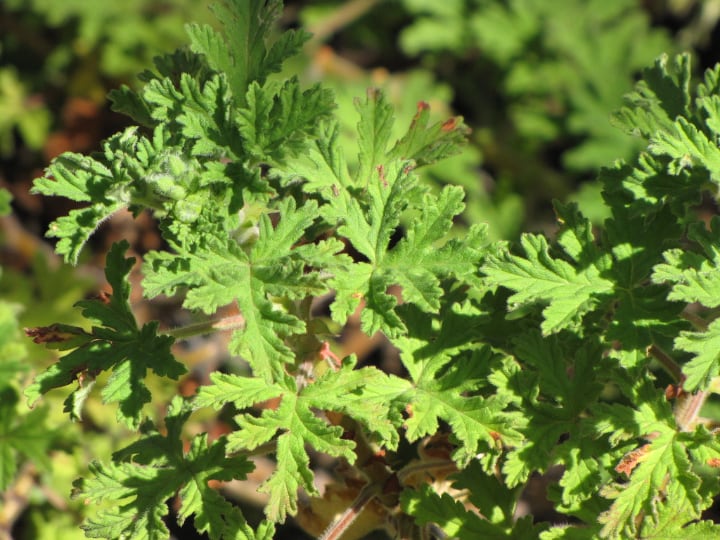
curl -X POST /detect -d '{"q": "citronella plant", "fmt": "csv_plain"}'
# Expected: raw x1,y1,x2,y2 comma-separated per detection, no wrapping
26,1,720,539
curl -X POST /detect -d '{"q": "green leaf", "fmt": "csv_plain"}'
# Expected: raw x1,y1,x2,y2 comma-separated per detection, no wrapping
326,163,482,337
402,483,545,539
675,317,720,391
388,101,469,167
79,397,258,540
395,304,523,466
237,78,335,164
401,484,507,538
502,334,606,488
613,53,691,141
483,210,614,335
196,366,399,522
26,241,184,428
186,0,310,105
599,432,702,539
144,198,337,382
653,218,720,308
355,87,396,186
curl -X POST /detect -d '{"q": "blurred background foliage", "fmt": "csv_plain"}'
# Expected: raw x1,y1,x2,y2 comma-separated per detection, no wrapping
3,0,720,538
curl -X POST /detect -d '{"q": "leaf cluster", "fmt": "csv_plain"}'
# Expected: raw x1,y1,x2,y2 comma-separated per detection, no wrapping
22,1,720,540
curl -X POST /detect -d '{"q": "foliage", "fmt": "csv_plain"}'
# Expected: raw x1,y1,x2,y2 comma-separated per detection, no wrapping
400,0,671,171
11,1,720,540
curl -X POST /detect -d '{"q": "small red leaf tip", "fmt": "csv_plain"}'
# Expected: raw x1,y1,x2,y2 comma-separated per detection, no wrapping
441,117,458,132
417,101,430,112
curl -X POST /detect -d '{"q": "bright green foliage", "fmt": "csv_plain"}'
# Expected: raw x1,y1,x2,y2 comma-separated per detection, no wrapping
26,241,183,428
143,197,341,382
484,202,613,335
29,0,489,537
477,52,720,538
76,397,266,540
195,364,404,521
23,0,720,538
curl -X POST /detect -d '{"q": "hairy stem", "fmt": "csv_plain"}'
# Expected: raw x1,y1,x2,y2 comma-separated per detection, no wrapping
675,390,709,432
162,314,245,340
318,481,382,540
397,458,457,485
234,439,277,458
680,308,709,332
647,344,683,382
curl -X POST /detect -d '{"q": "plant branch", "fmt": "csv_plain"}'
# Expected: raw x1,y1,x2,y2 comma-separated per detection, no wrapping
680,308,709,332
161,314,245,340
318,481,382,540
647,344,684,382
675,390,709,432
397,458,457,485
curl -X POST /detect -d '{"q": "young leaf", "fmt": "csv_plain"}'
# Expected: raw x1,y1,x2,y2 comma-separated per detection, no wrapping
186,0,309,106
237,78,335,164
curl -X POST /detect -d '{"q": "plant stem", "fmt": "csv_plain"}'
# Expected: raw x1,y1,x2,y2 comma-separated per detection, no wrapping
318,481,382,540
162,314,245,340
397,458,457,485
234,439,277,459
680,308,709,331
647,344,683,382
675,390,709,432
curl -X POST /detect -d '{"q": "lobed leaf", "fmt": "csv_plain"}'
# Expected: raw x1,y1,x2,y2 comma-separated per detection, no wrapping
26,241,184,428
